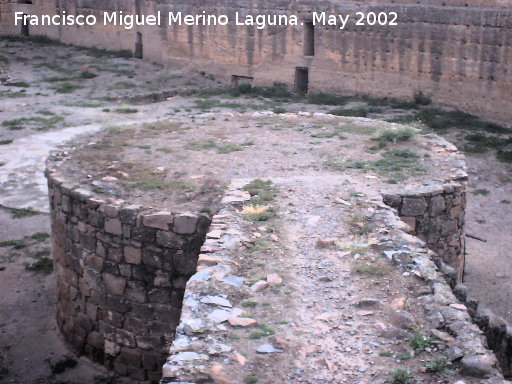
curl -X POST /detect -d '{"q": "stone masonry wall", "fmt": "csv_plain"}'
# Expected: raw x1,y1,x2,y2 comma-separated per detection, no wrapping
383,182,467,281
383,135,468,281
46,152,212,382
1,0,512,125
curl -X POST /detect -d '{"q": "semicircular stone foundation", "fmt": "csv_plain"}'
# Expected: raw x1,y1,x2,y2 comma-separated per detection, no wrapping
45,113,497,382
46,169,212,381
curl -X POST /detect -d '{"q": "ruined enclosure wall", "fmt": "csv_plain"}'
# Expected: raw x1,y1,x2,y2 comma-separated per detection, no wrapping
46,166,211,382
2,0,512,124
383,182,467,280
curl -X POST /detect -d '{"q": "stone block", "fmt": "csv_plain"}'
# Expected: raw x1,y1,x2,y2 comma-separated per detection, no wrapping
142,212,173,230
119,264,132,277
119,205,141,224
430,195,446,216
87,332,104,349
105,218,123,236
136,335,162,351
401,197,428,216
173,213,198,234
107,247,123,263
124,246,142,264
119,348,141,368
84,254,104,272
382,193,401,208
156,230,184,249
126,282,147,303
101,204,118,218
116,329,136,348
103,273,126,296
142,352,163,371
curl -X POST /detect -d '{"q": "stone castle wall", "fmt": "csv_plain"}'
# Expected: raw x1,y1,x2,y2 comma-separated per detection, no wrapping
46,154,212,382
1,0,512,125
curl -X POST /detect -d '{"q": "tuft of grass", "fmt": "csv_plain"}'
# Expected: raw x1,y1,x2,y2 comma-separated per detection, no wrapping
424,357,449,373
330,107,367,117
413,91,432,106
114,108,138,114
31,232,50,241
242,301,259,308
51,83,81,94
25,257,53,274
379,351,393,357
472,189,490,196
273,107,287,114
409,331,434,352
0,139,13,145
4,81,30,88
352,260,392,276
248,324,275,339
11,207,39,219
389,368,414,384
0,239,28,249
217,143,242,154
374,127,416,144
245,376,259,384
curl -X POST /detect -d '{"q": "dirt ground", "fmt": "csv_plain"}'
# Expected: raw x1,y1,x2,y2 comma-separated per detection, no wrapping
1,36,511,383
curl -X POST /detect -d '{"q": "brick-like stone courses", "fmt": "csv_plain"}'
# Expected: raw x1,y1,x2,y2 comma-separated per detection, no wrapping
2,1,512,124
383,182,466,280
46,170,212,382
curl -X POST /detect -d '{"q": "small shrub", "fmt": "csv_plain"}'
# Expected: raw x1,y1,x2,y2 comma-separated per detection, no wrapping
413,91,432,106
245,375,259,384
424,357,449,373
374,127,416,144
409,331,434,352
389,368,414,384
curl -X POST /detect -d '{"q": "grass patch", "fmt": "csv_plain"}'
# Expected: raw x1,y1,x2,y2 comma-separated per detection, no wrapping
31,232,50,241
4,81,30,88
11,207,39,219
424,357,449,373
0,239,28,249
409,331,434,352
217,143,243,154
245,376,259,384
472,189,490,196
352,260,391,276
330,107,367,117
186,140,218,151
0,90,27,98
373,127,416,145
114,108,138,114
25,257,53,274
0,139,13,145
51,82,81,94
371,149,424,181
242,301,259,308
243,179,277,206
388,368,414,384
